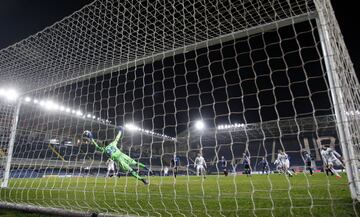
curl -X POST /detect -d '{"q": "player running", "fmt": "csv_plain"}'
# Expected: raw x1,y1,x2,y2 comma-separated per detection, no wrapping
302,150,313,176
171,153,180,178
276,150,293,177
320,145,344,178
220,156,228,176
274,159,283,174
242,153,251,176
83,126,149,185
106,158,116,177
194,153,207,178
259,157,269,175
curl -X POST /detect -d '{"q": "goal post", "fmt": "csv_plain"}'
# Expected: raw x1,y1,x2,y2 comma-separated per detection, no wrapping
0,101,21,188
315,0,360,199
0,0,360,216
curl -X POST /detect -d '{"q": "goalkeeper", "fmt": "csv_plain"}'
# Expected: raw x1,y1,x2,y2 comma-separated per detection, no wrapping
83,126,149,185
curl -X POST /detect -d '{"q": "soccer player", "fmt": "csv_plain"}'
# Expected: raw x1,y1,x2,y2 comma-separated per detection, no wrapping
83,126,149,185
106,158,115,177
220,156,228,176
276,150,293,177
302,150,313,176
194,153,207,178
259,157,269,174
274,159,282,174
320,145,344,178
163,166,169,176
242,153,251,176
170,153,180,178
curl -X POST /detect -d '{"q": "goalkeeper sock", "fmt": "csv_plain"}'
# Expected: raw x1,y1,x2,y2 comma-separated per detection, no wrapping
130,170,143,180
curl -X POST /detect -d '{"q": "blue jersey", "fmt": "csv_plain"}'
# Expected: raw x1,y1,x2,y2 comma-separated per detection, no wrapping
303,152,312,163
220,159,227,168
260,159,268,167
243,156,250,165
171,157,180,167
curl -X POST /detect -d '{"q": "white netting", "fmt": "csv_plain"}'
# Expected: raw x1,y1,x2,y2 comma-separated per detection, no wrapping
0,0,360,216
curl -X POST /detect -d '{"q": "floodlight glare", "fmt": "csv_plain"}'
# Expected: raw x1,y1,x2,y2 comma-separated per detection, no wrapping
195,120,205,130
76,110,83,116
125,123,137,131
5,89,19,101
65,108,71,113
25,97,31,102
87,114,92,118
44,100,55,110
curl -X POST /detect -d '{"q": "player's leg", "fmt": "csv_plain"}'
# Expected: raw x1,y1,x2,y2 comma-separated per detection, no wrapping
223,167,228,176
196,166,200,176
202,166,206,178
110,164,115,177
328,162,341,178
117,158,148,184
106,167,110,177
325,164,330,176
284,165,293,177
307,162,313,175
125,156,151,173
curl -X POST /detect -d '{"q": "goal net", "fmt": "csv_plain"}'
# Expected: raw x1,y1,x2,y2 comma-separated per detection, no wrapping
0,0,359,216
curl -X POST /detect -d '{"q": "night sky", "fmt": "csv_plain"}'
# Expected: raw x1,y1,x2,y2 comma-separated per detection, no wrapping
0,0,358,75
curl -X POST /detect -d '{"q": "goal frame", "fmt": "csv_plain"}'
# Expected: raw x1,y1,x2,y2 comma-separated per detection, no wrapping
1,1,359,216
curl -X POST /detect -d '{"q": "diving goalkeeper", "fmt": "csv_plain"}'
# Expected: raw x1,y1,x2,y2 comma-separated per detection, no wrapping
83,126,149,185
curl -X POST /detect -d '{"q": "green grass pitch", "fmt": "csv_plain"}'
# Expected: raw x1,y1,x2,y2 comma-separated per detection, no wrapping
0,173,359,217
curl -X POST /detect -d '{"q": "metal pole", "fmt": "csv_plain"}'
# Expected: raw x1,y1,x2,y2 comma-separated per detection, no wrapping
0,201,133,217
315,1,358,198
1,100,21,188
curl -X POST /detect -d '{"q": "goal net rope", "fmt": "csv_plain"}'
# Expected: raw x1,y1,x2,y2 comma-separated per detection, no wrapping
0,0,359,216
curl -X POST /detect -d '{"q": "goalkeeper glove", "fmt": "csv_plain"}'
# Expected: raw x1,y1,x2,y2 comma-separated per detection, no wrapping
117,126,124,132
83,130,93,139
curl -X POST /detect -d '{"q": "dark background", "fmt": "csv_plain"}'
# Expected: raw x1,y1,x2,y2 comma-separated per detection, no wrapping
0,0,358,76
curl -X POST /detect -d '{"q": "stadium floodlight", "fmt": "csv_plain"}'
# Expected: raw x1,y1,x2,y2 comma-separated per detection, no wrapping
92,115,96,119
195,120,205,130
76,110,83,116
65,108,71,113
86,114,92,118
125,123,138,132
4,89,19,101
44,100,56,110
24,97,31,102
59,106,65,111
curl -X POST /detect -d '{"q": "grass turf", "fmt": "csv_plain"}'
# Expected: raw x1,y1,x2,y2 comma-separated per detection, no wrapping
0,173,359,217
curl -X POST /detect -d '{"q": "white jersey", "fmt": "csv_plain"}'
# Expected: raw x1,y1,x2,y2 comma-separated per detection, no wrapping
277,153,289,163
321,148,341,163
195,156,206,167
276,153,290,168
107,159,115,171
